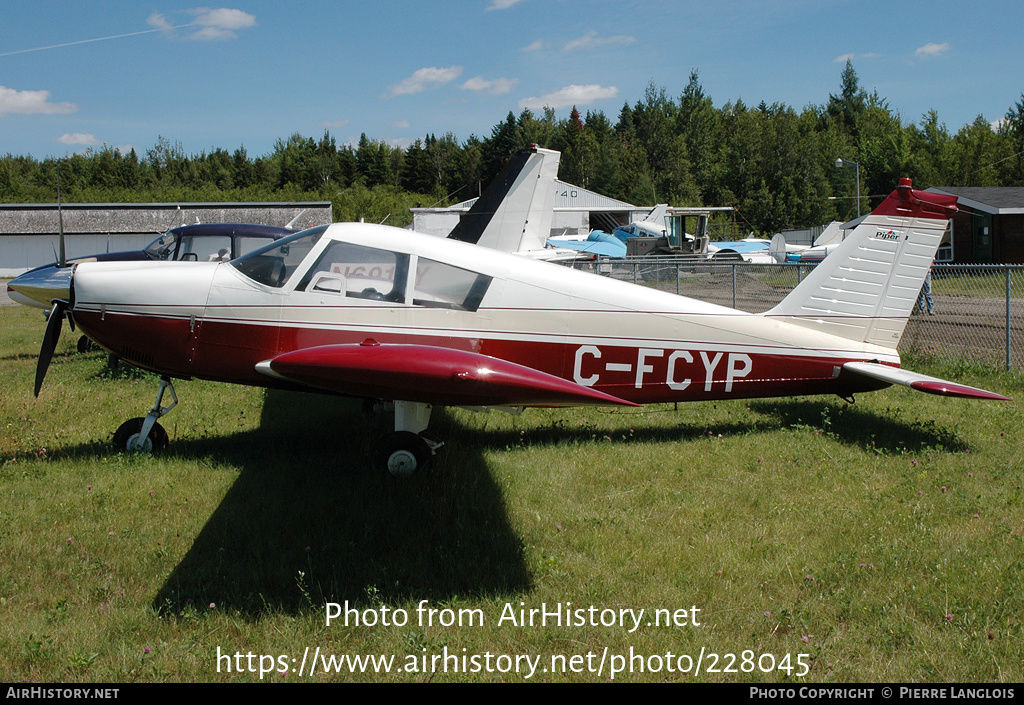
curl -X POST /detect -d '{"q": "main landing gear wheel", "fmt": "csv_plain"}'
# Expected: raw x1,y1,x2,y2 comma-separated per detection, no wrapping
113,417,169,453
380,431,433,477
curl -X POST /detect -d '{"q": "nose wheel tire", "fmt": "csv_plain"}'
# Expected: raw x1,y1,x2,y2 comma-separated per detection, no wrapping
380,431,433,477
113,417,169,453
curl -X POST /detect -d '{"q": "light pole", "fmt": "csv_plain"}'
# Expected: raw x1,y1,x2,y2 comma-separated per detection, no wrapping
834,157,860,218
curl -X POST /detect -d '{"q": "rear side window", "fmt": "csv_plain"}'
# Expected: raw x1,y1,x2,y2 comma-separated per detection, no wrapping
413,258,491,311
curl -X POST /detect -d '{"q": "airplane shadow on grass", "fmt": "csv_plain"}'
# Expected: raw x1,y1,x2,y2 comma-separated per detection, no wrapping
146,391,968,618
151,390,530,618
747,398,970,454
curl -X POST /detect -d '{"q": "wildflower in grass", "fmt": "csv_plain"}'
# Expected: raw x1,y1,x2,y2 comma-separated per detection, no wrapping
968,472,973,477
918,490,923,495
869,564,874,569
144,646,151,654
67,537,73,544
973,513,980,518
764,611,771,617
87,485,92,491
941,486,947,492
912,460,918,467
945,614,954,621
108,531,114,536
805,574,813,580
859,563,866,568
209,602,216,609
801,635,809,643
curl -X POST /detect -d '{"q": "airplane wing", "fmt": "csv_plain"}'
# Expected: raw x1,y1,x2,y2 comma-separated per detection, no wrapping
842,361,1011,401
256,340,639,408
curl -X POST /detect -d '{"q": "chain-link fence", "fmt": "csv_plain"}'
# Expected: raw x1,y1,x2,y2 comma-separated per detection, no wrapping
566,259,1024,370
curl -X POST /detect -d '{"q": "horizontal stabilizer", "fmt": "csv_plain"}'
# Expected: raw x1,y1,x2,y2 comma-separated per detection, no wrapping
842,361,1011,401
257,340,639,408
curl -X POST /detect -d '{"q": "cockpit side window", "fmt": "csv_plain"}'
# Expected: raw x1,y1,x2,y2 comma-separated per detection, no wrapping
231,226,327,288
296,240,408,303
413,258,491,312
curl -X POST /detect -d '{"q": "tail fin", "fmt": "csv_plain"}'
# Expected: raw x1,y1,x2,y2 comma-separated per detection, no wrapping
765,179,957,348
448,145,560,253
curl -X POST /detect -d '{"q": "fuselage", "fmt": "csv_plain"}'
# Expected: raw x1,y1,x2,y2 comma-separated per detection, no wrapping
68,222,898,405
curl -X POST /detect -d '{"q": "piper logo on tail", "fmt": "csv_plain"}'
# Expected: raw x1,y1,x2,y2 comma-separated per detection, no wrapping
874,230,903,241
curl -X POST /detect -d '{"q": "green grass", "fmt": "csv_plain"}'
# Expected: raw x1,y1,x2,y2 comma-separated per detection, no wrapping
1,302,1023,682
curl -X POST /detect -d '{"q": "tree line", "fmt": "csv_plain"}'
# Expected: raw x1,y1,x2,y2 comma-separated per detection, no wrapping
2,63,1023,234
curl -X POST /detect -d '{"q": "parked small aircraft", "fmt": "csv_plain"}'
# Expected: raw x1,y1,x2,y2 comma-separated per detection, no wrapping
9,178,1009,475
9,223,296,310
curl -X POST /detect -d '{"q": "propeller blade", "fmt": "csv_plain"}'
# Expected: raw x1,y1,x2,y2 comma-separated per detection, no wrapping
35,301,66,397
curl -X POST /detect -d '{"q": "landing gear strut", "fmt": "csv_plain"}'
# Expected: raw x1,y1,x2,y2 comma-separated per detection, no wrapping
113,376,177,453
377,400,442,476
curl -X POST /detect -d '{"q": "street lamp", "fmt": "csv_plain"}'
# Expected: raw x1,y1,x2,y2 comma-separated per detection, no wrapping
834,157,860,218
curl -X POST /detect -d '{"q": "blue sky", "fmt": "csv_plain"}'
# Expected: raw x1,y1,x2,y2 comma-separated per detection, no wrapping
2,0,1022,160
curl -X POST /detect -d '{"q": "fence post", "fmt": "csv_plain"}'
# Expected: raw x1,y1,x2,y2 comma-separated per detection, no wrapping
732,263,737,309
1007,266,1012,371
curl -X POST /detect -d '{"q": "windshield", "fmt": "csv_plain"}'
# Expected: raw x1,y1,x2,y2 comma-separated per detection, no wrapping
143,232,178,260
230,225,328,287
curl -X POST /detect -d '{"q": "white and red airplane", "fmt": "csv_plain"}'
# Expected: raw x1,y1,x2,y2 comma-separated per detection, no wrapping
9,178,1009,475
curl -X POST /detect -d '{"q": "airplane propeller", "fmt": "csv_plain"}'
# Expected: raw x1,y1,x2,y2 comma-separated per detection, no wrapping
35,298,74,397
32,160,74,397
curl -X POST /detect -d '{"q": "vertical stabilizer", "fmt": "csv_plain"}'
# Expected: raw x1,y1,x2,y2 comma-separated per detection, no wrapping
448,146,560,252
765,179,957,348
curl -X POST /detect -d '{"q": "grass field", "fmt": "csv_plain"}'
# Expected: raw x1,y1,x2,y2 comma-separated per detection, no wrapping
1,301,1022,683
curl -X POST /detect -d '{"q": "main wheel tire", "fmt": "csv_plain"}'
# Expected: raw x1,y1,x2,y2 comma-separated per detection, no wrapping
113,417,169,453
379,431,432,477
77,335,95,353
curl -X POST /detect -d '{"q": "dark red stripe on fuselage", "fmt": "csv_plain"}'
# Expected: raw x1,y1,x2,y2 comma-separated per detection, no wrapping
77,311,885,404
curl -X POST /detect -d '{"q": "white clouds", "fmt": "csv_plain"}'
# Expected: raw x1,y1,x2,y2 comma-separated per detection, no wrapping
0,86,77,118
391,119,411,129
915,42,950,58
562,30,635,52
189,7,257,40
519,84,618,110
487,0,527,9
146,13,176,33
386,66,464,97
461,76,518,96
521,39,545,52
57,133,100,146
147,7,256,41
321,119,350,129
